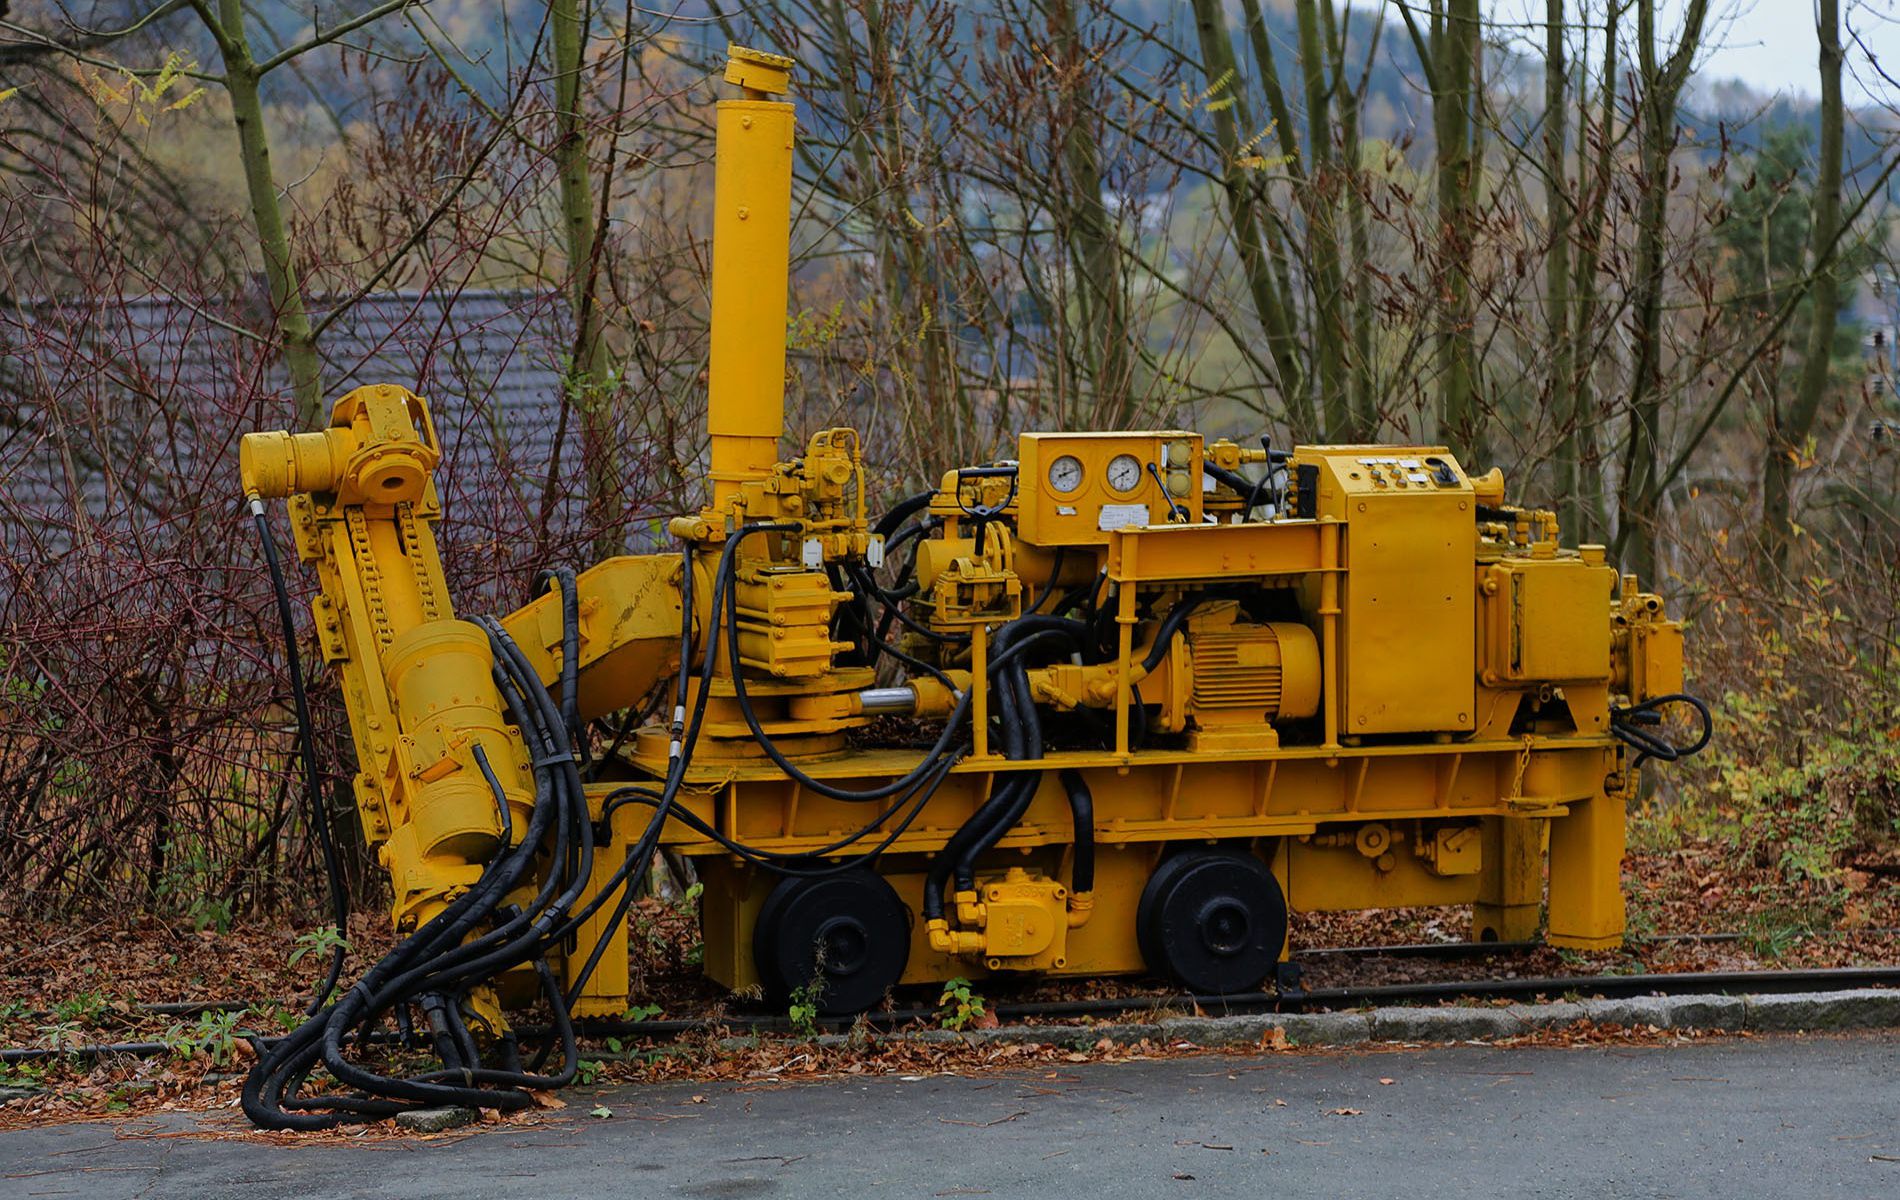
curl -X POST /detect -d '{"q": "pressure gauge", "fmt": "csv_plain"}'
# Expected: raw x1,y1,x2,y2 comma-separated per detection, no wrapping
1047,454,1085,494
1106,453,1143,493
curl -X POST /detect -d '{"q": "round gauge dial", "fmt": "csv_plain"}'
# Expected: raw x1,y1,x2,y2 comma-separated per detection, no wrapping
1047,454,1085,494
1106,453,1144,493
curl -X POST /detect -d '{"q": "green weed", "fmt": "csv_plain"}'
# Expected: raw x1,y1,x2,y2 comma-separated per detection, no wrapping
936,977,987,1031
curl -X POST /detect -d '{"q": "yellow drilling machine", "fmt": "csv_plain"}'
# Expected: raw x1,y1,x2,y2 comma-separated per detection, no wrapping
236,48,1707,1129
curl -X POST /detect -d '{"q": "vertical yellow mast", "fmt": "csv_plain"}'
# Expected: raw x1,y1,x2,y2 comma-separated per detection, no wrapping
707,46,797,510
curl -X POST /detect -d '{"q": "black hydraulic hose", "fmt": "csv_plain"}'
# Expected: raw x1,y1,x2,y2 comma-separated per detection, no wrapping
931,775,1036,908
1140,593,1204,674
244,547,635,1130
1610,693,1713,769
1059,769,1094,894
874,490,935,538
249,498,348,1015
246,768,557,1127
534,567,583,747
929,617,1087,912
1024,546,1067,616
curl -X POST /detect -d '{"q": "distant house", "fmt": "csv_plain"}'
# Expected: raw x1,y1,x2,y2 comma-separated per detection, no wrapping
0,288,579,557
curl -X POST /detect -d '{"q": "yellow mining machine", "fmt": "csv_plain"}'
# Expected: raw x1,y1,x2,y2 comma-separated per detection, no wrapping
236,48,1708,1128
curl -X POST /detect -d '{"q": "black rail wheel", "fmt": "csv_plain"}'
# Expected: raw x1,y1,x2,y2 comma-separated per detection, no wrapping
1136,850,1288,995
752,870,911,1015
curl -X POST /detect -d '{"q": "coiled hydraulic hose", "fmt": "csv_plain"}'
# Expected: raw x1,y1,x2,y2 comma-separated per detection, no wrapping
241,536,752,1130
1610,693,1713,769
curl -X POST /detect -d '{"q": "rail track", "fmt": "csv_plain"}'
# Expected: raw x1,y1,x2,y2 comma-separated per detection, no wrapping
8,951,1900,1065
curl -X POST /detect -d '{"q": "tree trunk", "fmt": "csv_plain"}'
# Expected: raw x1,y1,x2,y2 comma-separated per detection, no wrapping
213,0,324,430
1292,0,1350,438
1326,2,1380,438
1544,0,1576,529
1191,0,1311,434
1759,0,1844,577
1567,0,1622,541
1050,0,1136,425
1615,0,1706,583
1434,0,1480,451
550,0,622,557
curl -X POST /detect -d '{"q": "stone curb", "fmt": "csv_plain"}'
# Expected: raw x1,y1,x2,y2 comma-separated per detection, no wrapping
700,988,1900,1057
10,991,1894,1111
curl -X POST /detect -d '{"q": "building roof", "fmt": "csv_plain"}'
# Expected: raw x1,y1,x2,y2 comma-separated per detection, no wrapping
0,287,577,559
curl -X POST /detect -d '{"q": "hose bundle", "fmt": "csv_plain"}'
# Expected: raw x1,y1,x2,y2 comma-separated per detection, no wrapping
243,501,1159,1128
241,555,713,1130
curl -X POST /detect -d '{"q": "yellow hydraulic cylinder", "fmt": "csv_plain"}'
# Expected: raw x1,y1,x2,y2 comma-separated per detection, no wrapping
707,46,797,510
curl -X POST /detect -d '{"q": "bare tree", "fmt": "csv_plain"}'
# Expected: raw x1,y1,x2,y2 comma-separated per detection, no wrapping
1613,0,1708,582
1759,0,1845,575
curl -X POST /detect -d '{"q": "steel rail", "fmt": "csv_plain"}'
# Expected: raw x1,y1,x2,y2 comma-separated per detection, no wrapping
11,965,1896,1065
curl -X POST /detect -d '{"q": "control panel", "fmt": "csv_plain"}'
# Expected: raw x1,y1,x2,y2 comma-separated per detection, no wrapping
1017,431,1204,546
1326,452,1467,496
1295,446,1477,737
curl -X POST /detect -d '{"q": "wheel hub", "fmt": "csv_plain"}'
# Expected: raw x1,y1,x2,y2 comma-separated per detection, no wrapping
751,870,910,1015
1136,850,1288,995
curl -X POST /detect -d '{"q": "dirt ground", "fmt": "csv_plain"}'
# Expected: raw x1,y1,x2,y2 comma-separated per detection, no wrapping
2,839,1896,1129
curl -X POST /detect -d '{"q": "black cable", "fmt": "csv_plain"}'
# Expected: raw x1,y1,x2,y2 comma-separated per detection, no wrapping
250,498,348,1016
874,489,935,539
1610,693,1713,770
1060,770,1095,894
1024,546,1067,616
1140,593,1204,673
243,539,654,1129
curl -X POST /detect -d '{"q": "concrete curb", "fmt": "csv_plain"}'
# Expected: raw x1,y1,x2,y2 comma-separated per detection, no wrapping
8,991,1893,1111
710,987,1900,1055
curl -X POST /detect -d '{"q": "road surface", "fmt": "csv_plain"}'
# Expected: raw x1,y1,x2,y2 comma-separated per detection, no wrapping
2,1033,1896,1198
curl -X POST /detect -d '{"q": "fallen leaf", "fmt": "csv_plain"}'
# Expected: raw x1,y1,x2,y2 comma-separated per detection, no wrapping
1172,1172,1195,1181
1378,1078,1396,1086
1328,1107,1362,1117
528,1090,566,1109
591,1105,613,1119
690,1094,707,1104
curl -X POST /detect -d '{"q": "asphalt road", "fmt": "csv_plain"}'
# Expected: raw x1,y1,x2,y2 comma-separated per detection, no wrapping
2,1034,1897,1199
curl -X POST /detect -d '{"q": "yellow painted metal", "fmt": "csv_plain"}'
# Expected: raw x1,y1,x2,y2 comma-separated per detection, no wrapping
1017,431,1204,545
963,868,1073,970
1615,578,1685,702
1474,816,1544,943
240,387,528,943
499,554,685,716
706,45,797,509
239,44,1702,1020
1478,555,1618,686
1300,447,1477,737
